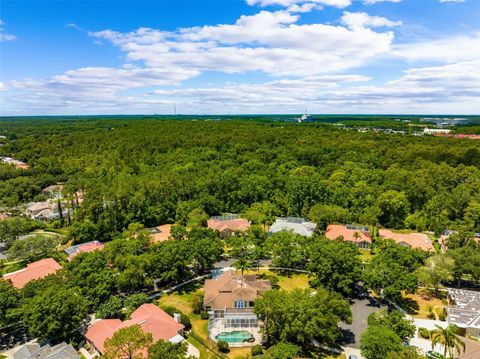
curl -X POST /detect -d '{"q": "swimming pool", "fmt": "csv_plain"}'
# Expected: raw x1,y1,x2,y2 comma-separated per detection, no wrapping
215,330,253,343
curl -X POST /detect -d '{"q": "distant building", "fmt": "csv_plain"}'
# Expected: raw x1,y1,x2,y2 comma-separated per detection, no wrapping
64,241,104,261
268,217,317,237
149,224,173,242
378,229,434,251
13,342,80,359
1,157,29,169
3,258,62,289
325,224,372,249
423,128,451,135
42,184,64,198
25,201,70,221
447,288,480,339
85,304,184,356
207,215,250,238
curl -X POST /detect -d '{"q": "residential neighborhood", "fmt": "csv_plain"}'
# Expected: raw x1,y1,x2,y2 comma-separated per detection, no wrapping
1,118,480,359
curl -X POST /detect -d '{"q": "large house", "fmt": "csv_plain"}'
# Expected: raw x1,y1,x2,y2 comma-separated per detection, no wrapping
268,217,317,237
207,215,250,238
203,270,271,345
378,229,434,251
447,288,480,339
42,184,64,198
64,241,104,261
25,201,70,221
325,224,372,249
3,258,62,289
13,342,80,359
85,304,184,356
1,157,29,170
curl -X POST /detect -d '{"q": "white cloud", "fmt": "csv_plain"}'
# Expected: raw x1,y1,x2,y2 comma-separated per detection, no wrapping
363,0,402,5
341,12,402,29
3,61,479,115
0,19,16,41
1,8,479,115
393,32,480,63
246,0,351,8
439,0,465,3
89,10,394,77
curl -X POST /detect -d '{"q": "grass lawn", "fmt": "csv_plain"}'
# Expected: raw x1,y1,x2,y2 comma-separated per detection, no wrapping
241,269,311,292
403,291,445,319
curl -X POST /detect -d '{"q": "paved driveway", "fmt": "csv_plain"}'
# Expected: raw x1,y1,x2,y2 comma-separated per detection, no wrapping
338,296,387,348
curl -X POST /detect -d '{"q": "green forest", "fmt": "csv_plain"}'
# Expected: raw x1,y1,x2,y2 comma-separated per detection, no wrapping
1,117,480,240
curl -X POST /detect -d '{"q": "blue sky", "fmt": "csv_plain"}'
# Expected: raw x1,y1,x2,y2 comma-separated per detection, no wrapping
1,0,479,115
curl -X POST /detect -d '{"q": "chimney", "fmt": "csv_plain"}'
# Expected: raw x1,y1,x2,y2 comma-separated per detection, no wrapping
173,313,181,323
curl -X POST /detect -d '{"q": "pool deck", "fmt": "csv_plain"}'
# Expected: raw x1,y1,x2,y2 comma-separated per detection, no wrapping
208,319,262,347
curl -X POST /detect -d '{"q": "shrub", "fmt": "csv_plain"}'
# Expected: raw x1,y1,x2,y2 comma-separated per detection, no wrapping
217,340,229,353
192,293,204,314
419,327,430,339
200,311,210,320
251,344,263,356
439,308,446,321
162,306,192,330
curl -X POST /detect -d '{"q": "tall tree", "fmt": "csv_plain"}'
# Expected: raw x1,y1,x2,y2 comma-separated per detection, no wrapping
103,324,153,359
431,324,466,359
21,284,88,341
148,340,191,359
416,255,455,295
307,238,362,296
254,289,351,347
360,325,404,359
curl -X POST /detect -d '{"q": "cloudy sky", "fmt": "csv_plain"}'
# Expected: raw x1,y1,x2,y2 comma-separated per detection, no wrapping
1,0,479,115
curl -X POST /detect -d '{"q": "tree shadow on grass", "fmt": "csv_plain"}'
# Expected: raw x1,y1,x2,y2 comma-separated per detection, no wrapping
397,296,420,315
173,280,203,295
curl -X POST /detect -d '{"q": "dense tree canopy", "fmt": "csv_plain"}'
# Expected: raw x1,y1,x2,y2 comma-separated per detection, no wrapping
1,118,480,240
307,238,362,296
254,288,351,347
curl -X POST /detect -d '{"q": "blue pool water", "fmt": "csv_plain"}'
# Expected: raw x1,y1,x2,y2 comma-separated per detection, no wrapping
215,330,253,343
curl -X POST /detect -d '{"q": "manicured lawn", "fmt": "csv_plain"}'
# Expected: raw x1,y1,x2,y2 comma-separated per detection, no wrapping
241,269,311,292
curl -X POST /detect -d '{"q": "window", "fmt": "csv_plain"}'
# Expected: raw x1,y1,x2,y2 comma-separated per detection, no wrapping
235,300,246,308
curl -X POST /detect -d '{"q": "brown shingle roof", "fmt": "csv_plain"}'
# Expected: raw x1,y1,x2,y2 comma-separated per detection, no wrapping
203,270,271,310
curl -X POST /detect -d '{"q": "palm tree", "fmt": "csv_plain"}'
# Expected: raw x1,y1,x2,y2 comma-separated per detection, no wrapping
431,324,466,358
353,231,361,247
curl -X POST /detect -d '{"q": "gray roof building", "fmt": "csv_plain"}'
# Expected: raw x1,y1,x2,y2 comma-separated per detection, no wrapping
13,342,80,359
268,217,317,237
447,288,480,334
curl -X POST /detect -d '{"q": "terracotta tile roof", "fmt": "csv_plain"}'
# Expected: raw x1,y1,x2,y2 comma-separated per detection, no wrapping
3,258,62,289
378,229,434,251
65,241,104,261
207,218,250,233
85,304,184,355
149,224,172,243
203,270,271,310
325,224,372,244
